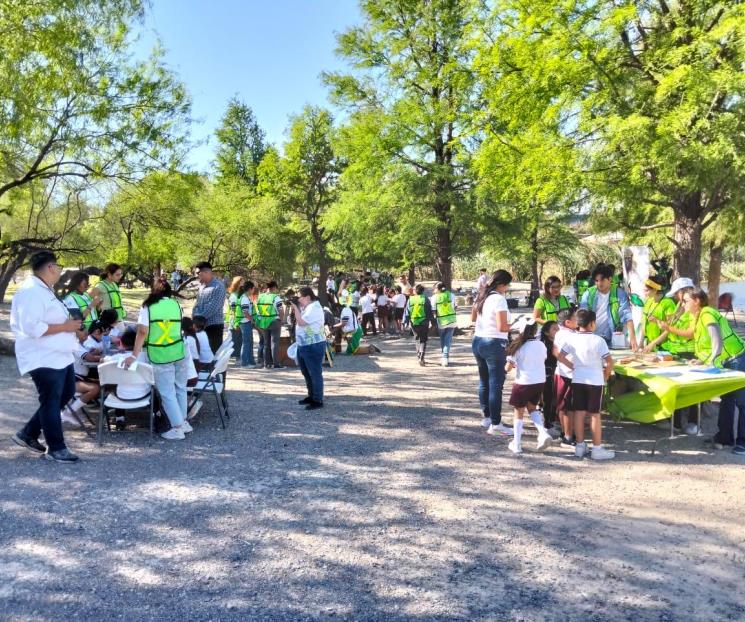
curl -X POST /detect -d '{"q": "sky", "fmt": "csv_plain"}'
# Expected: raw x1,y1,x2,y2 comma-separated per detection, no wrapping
136,0,362,173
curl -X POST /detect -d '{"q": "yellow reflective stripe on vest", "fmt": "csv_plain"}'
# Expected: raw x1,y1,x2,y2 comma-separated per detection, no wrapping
146,298,184,364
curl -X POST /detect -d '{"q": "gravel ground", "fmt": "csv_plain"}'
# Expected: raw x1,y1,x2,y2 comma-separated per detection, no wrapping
1,332,745,622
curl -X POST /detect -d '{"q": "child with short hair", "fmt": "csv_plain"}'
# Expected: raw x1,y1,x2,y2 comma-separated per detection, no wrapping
553,307,578,445
192,315,215,369
557,309,615,460
505,318,552,454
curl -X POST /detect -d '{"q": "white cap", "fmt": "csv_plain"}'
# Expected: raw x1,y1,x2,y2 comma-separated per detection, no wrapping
666,277,695,297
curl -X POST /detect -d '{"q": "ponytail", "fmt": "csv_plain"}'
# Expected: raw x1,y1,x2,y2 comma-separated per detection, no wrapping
475,269,512,315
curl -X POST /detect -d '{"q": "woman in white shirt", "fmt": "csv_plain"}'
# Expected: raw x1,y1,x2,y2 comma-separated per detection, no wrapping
11,250,84,463
289,287,327,410
504,319,552,454
471,270,513,437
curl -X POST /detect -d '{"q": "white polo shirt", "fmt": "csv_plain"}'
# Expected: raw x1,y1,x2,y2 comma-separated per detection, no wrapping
11,275,79,375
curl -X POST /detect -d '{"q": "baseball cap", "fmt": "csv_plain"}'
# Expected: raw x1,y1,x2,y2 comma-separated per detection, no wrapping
666,277,695,297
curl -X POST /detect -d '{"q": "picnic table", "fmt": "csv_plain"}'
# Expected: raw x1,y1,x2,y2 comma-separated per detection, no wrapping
607,350,745,452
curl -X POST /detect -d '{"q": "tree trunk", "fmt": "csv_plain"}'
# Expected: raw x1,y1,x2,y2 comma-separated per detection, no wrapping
317,256,330,306
408,263,416,287
530,225,540,306
707,244,723,305
0,252,28,303
672,210,703,283
435,226,453,289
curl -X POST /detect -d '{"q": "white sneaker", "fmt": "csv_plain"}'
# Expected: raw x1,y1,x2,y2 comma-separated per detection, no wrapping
441,357,448,367
481,417,492,429
487,423,514,437
536,431,552,451
181,421,193,433
684,423,699,435
575,441,588,458
60,407,80,426
591,445,615,460
161,427,185,440
508,439,523,454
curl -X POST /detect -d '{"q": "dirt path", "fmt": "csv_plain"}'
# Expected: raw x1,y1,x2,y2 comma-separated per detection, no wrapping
1,333,744,621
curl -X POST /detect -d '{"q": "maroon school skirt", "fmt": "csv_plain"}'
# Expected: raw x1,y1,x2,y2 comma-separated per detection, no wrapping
570,383,603,413
554,374,573,412
509,382,545,409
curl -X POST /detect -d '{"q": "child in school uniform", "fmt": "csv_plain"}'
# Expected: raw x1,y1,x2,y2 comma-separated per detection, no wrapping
557,308,615,460
192,315,215,370
505,318,553,454
553,307,578,445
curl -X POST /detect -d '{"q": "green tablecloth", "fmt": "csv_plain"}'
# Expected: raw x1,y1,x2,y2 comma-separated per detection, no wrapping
608,361,745,423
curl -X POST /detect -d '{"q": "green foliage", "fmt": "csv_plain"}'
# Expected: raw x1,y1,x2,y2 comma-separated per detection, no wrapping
214,97,267,187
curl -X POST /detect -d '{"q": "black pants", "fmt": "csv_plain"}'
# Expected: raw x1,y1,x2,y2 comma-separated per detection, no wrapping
21,364,76,452
542,364,557,426
412,324,429,359
361,312,376,335
258,320,281,366
205,324,224,354
230,327,242,359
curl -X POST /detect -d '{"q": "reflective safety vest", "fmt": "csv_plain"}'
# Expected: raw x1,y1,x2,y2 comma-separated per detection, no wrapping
255,292,280,330
694,306,745,367
587,285,621,331
575,279,590,302
435,292,456,327
100,279,125,320
408,295,427,326
641,296,677,348
534,294,570,322
146,297,185,364
69,292,98,329
662,307,694,354
225,293,241,329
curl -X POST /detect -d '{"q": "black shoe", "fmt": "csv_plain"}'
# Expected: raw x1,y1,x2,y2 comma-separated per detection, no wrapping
115,416,126,431
418,358,426,366
561,435,576,447
273,364,286,369
12,432,46,454
42,448,79,463
305,401,324,411
298,396,313,405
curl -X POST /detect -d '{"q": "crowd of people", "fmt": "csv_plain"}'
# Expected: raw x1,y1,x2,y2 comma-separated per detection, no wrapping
7,252,745,463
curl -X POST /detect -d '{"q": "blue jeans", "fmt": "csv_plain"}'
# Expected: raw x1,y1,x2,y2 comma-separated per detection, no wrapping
152,357,188,427
298,340,326,403
719,352,745,446
230,327,242,360
22,364,76,452
240,322,256,366
439,326,455,358
471,336,507,424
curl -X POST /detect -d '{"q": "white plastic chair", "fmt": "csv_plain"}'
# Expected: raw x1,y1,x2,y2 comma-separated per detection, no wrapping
188,348,231,429
214,337,233,359
97,360,156,445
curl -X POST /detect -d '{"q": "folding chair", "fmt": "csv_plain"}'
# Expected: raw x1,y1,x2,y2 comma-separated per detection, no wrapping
718,293,738,326
198,337,232,380
188,349,231,429
97,360,156,445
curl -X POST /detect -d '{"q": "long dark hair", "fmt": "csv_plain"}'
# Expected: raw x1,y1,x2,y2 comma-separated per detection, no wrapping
506,321,539,356
182,316,199,354
541,320,558,345
475,269,512,315
65,271,90,297
143,278,174,307
543,276,561,298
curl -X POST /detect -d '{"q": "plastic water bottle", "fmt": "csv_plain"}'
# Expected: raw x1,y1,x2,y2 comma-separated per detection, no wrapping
102,334,112,355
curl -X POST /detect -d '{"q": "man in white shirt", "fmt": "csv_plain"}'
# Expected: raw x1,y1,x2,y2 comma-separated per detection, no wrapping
477,268,489,292
11,250,84,463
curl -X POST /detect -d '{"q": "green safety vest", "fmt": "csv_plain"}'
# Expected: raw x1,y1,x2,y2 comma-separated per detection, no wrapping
69,292,98,329
534,294,570,322
225,294,242,329
435,292,456,327
575,279,590,302
587,285,622,331
662,307,694,354
641,296,677,348
255,292,280,330
146,298,185,364
408,294,427,326
693,306,745,367
100,279,125,320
